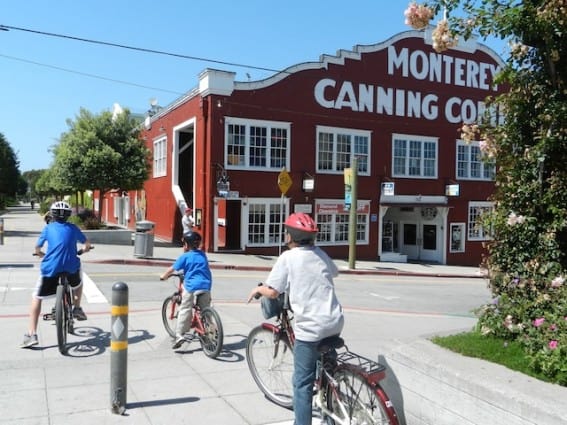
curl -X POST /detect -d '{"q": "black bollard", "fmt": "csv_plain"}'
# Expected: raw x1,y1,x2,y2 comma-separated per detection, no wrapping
110,282,128,414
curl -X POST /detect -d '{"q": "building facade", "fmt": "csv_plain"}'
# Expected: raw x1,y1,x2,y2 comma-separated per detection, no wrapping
101,30,504,266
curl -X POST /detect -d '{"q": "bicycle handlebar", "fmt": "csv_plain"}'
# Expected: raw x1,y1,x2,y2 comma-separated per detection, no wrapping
33,246,94,257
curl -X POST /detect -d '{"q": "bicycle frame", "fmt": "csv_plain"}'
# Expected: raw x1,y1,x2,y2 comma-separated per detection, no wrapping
166,277,208,337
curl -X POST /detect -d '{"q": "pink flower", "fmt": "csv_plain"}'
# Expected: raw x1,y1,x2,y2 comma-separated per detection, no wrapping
404,2,434,30
549,340,558,350
551,276,564,288
533,317,545,327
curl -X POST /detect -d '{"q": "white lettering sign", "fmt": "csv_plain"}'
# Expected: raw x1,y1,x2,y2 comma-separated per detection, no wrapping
313,45,503,124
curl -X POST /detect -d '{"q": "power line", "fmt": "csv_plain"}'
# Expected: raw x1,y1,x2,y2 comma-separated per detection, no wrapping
0,53,186,95
0,24,286,74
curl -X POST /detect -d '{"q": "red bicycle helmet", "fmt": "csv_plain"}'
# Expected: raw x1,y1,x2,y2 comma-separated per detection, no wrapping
284,212,318,244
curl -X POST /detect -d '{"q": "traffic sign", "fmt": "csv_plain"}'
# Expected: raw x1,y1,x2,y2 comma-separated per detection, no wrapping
278,168,293,195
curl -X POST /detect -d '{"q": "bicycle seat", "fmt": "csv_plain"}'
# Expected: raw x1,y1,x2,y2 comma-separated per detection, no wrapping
193,289,209,296
317,335,344,353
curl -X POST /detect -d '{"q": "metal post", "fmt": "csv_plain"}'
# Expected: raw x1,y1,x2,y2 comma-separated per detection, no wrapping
110,282,128,414
0,218,4,245
348,158,358,269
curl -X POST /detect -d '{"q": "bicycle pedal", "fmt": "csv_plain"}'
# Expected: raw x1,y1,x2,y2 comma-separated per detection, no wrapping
42,313,54,320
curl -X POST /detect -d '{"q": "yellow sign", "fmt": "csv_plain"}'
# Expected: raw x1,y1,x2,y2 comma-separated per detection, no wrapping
278,168,293,195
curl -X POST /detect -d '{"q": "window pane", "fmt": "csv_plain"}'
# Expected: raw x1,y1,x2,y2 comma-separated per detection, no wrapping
318,132,334,171
270,127,287,168
249,126,267,167
336,134,351,171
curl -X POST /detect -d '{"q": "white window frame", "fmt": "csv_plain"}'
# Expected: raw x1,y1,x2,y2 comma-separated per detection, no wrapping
392,133,438,178
468,201,494,241
153,137,167,178
456,140,496,181
316,126,370,176
225,117,291,171
314,199,370,246
246,198,289,247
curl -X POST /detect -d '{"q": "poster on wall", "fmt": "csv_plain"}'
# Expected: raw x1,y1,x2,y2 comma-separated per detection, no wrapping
450,223,465,253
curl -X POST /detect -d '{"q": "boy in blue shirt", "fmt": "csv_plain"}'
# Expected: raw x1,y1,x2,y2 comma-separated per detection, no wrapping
160,231,212,349
21,201,91,348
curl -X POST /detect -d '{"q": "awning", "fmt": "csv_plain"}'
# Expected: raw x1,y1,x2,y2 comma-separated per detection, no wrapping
379,194,448,206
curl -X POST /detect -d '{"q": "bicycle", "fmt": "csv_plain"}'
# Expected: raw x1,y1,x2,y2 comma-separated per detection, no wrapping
160,271,224,359
39,248,91,355
246,287,400,425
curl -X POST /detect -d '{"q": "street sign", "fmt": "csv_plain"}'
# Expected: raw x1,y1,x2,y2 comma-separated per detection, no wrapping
278,168,293,195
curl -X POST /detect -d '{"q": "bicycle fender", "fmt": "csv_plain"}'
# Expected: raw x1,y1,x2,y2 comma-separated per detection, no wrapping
260,323,281,333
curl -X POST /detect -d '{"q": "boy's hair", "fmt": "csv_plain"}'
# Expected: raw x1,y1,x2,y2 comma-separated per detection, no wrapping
183,231,202,249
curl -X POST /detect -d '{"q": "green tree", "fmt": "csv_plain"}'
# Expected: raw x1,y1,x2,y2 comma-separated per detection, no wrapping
0,132,22,208
54,107,150,219
22,169,47,202
405,1,567,383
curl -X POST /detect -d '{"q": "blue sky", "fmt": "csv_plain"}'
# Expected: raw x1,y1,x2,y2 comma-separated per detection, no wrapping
1,1,506,172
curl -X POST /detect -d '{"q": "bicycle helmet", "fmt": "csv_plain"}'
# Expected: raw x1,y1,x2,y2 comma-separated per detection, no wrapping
284,212,318,245
50,201,72,222
183,231,202,249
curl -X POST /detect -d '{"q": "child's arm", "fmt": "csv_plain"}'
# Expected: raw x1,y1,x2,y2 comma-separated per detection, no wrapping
160,266,175,281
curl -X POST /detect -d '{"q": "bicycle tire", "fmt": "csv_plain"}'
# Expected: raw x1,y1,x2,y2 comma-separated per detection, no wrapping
55,285,68,355
246,325,294,409
161,294,180,338
325,367,399,425
198,307,224,358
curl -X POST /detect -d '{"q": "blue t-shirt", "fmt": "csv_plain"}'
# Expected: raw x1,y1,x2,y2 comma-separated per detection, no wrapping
172,249,212,292
37,221,87,277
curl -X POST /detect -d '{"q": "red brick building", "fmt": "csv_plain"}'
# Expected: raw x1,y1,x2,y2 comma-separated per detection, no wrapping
100,30,504,266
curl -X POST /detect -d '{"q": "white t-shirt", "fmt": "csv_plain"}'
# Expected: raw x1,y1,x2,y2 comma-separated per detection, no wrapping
182,214,194,234
265,245,344,342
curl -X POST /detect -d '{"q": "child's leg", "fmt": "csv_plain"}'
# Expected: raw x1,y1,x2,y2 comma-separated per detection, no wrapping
175,289,195,337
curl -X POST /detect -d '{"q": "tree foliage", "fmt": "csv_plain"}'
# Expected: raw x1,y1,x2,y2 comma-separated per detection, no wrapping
406,1,567,383
54,107,150,218
0,132,22,208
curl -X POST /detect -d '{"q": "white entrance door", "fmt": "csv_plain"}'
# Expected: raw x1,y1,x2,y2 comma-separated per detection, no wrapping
401,221,441,262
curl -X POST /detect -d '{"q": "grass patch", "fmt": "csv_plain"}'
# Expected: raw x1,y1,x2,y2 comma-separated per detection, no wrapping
431,331,552,384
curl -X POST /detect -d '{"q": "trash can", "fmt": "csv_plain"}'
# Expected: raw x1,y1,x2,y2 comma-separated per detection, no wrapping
133,220,155,258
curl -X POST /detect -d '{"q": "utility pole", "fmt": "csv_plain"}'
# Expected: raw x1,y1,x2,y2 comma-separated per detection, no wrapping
348,157,358,269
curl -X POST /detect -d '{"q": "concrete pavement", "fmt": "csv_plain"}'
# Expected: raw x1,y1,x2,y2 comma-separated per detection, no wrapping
2,205,566,425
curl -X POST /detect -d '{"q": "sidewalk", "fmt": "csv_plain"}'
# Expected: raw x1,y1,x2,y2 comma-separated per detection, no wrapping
0,204,485,279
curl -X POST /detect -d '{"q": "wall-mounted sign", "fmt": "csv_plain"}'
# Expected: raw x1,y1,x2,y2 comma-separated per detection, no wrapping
381,182,395,196
445,184,460,196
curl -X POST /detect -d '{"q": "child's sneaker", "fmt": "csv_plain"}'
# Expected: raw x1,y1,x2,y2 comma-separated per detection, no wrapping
73,306,87,321
172,335,185,349
20,333,39,348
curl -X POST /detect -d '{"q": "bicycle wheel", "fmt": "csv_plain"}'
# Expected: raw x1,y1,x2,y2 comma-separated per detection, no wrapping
326,368,399,425
246,325,294,409
161,294,180,338
55,285,68,355
198,307,224,359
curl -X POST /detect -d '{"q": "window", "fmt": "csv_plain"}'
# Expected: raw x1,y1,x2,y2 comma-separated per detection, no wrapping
247,199,288,246
468,201,494,241
153,137,167,177
226,118,290,171
314,200,370,245
316,126,370,175
392,134,438,178
456,140,496,180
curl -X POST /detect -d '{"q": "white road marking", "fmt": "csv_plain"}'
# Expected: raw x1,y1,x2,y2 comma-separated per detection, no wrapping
0,287,29,292
82,272,107,304
369,292,400,301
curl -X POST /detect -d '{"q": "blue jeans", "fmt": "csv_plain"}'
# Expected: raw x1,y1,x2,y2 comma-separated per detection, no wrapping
293,339,319,425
